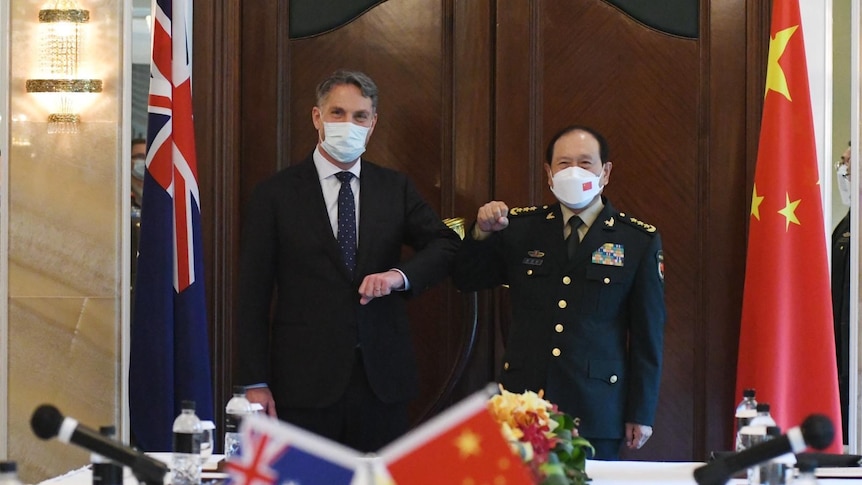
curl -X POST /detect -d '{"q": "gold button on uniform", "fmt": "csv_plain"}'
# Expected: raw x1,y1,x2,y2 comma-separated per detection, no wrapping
504,362,510,370
562,276,571,285
603,277,611,284
555,324,564,333
527,269,533,275
552,348,561,357
558,299,567,309
609,374,618,384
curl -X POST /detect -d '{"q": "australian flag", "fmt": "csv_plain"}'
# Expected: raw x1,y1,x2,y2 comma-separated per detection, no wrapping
226,415,361,485
129,0,214,451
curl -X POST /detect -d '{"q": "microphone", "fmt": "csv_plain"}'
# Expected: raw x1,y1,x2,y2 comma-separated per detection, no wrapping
30,404,168,485
694,414,834,485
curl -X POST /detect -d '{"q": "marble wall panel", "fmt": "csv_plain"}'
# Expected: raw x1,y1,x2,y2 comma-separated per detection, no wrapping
7,0,124,482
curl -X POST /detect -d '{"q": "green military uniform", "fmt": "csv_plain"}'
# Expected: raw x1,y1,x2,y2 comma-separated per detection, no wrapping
454,198,665,444
831,210,850,444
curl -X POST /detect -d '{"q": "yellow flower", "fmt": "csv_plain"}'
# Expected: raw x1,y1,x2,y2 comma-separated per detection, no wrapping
488,386,593,485
488,388,557,433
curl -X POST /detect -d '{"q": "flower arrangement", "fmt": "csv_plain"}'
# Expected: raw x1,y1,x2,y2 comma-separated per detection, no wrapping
488,387,594,485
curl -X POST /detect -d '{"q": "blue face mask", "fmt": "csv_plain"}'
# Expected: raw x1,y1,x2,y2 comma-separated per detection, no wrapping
132,158,146,180
320,122,370,163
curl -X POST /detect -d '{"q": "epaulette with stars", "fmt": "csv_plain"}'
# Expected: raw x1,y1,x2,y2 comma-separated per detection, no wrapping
615,211,658,234
508,205,554,218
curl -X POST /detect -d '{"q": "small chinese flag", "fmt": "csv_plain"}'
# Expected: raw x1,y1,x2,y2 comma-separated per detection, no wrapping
736,0,842,451
382,389,533,485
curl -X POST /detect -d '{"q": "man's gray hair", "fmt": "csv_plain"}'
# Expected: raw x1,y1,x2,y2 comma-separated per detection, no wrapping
316,70,379,110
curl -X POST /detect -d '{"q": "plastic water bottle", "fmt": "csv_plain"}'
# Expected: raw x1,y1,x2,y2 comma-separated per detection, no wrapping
758,426,795,485
172,400,202,485
735,388,758,451
0,462,23,485
743,404,777,485
750,403,777,429
742,426,768,484
92,426,123,485
224,385,252,461
739,402,773,452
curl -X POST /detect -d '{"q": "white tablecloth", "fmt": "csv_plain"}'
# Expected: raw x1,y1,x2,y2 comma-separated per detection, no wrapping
40,457,862,485
586,460,862,484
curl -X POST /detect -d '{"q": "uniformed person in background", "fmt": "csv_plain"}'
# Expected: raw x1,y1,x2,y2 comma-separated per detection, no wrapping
832,142,851,447
453,125,666,460
130,137,146,306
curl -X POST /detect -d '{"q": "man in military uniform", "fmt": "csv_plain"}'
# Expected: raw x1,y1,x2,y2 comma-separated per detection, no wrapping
832,143,851,446
453,125,665,460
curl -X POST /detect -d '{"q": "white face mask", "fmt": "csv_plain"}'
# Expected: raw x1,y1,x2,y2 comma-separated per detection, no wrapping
132,158,146,180
320,122,370,163
837,164,851,206
550,166,603,210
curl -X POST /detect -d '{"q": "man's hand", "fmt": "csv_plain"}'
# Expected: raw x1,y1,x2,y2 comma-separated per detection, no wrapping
246,387,277,418
359,270,405,305
473,201,510,240
625,422,653,450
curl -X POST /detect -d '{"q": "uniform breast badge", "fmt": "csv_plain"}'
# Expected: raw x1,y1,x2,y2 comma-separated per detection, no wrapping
591,243,624,266
523,250,545,266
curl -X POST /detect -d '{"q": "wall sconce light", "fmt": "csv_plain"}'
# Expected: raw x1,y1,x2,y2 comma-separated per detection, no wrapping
26,0,102,134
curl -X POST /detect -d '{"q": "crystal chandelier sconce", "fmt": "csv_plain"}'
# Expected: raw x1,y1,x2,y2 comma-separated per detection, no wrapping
25,1,102,134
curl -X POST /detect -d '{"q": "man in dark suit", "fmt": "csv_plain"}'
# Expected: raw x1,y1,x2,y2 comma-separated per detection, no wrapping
453,125,665,460
237,70,460,452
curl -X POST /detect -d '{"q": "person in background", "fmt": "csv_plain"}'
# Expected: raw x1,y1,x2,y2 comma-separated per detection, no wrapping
453,125,666,460
236,69,460,452
130,137,146,301
131,137,147,210
832,142,851,447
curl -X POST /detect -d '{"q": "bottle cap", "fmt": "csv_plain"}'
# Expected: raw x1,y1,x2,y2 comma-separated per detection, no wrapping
233,385,247,395
0,462,16,473
743,388,755,397
181,400,196,411
756,403,770,412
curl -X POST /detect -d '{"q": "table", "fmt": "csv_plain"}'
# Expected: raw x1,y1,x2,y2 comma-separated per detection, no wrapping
40,457,862,485
586,460,862,484
38,454,225,485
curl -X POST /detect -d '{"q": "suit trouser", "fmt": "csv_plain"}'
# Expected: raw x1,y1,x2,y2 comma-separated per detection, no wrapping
277,349,410,452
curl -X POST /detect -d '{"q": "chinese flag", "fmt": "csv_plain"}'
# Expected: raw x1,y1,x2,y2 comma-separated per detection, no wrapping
736,0,842,451
383,391,533,485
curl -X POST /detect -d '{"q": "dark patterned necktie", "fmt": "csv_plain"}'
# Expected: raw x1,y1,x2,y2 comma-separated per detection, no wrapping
335,171,357,274
567,216,583,260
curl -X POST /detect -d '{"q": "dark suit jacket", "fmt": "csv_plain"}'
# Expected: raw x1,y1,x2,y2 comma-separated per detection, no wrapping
453,199,665,439
237,155,460,408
